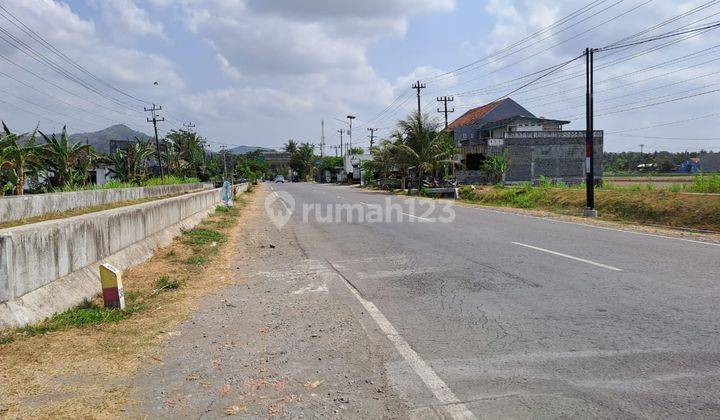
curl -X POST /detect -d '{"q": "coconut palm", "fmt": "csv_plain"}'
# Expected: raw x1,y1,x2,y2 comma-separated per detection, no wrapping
284,139,298,155
392,112,452,191
0,123,42,195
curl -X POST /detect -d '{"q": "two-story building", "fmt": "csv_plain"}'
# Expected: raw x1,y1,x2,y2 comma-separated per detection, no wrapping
448,98,603,184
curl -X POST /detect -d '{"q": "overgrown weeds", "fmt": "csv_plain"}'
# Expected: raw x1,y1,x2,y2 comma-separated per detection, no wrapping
155,275,182,290
18,299,144,337
459,184,720,231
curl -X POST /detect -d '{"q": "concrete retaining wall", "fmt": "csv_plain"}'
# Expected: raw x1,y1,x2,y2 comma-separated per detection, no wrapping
0,183,248,328
0,182,215,224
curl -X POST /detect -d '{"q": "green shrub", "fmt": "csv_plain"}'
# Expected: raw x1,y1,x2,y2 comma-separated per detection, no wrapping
182,228,225,246
185,255,208,265
155,276,182,290
539,176,553,189
142,176,200,187
687,174,720,193
19,299,142,336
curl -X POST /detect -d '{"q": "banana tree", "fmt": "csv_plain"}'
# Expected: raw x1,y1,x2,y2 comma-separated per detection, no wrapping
0,123,42,195
40,127,92,189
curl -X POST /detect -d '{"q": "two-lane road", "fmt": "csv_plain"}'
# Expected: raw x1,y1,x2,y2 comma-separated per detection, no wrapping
269,182,720,418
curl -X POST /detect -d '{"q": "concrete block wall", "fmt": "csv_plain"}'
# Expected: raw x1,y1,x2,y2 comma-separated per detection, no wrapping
504,132,603,184
0,183,248,327
0,182,215,224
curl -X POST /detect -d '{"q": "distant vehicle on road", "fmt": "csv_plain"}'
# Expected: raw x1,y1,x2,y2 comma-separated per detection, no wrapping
274,175,285,183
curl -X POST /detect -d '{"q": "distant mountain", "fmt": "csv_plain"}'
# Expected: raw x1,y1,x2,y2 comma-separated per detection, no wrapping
68,124,152,153
228,145,274,155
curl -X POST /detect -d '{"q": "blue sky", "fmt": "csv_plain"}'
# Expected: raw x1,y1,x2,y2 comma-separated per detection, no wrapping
1,0,718,153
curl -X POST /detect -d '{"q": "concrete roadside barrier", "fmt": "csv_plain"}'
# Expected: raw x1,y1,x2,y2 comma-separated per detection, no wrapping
0,182,215,224
0,183,248,328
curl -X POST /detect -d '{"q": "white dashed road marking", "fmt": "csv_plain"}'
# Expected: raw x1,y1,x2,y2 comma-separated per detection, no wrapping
512,242,623,271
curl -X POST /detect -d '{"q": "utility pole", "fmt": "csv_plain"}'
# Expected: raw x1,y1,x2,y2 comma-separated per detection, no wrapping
436,96,455,129
320,120,325,158
367,127,378,148
347,115,355,155
221,145,228,180
145,103,165,178
337,129,344,156
584,48,596,217
412,80,426,115
333,145,340,157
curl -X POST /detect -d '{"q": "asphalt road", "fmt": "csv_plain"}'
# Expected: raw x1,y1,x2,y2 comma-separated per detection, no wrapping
265,182,720,418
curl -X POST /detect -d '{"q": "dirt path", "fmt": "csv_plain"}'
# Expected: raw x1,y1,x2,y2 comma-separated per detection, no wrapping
128,186,406,418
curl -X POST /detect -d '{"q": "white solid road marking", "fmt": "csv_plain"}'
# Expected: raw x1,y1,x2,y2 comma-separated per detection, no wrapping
337,195,344,199
512,242,623,272
331,266,476,419
402,212,431,222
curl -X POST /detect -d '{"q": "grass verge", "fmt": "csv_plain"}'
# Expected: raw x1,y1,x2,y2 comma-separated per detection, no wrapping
459,184,720,232
0,189,255,417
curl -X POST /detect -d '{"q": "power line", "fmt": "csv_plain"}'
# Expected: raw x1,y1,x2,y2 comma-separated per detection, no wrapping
612,133,720,140
448,5,720,105
426,0,650,96
0,68,139,127
607,112,720,134
0,24,143,113
0,4,151,105
424,0,616,83
0,51,142,119
595,21,720,52
490,54,585,102
358,89,413,128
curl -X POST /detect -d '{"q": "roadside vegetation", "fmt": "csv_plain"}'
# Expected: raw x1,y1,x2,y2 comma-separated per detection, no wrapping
459,178,720,231
362,111,455,190
0,122,228,196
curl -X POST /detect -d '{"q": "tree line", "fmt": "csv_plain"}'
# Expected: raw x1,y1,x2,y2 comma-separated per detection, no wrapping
0,123,231,195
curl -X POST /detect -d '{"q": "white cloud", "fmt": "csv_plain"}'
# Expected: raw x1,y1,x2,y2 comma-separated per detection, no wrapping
170,0,455,146
89,0,167,42
0,0,184,135
449,0,720,152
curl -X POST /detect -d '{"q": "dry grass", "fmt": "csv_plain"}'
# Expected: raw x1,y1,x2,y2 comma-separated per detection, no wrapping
459,185,720,232
0,189,258,418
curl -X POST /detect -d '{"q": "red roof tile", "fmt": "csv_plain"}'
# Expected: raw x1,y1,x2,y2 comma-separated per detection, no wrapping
447,100,502,130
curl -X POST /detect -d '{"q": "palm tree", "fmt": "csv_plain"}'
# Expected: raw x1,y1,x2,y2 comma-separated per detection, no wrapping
0,123,42,195
369,139,396,181
40,127,92,188
284,139,299,155
392,112,452,192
